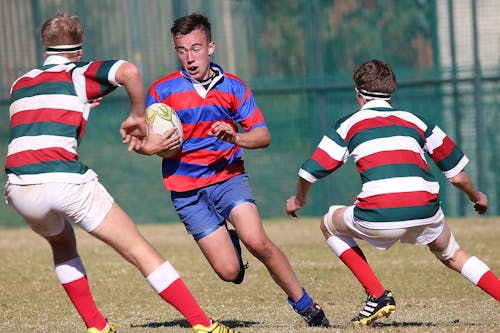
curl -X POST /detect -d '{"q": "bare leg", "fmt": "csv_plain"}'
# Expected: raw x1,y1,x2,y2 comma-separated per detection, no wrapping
197,226,242,282
196,202,303,300
428,222,500,301
45,220,79,265
320,205,385,298
195,202,330,326
89,202,164,276
231,202,304,301
91,202,213,326
44,220,107,330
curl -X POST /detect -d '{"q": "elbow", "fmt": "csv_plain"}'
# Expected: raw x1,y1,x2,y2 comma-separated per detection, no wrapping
262,132,271,148
448,175,459,185
116,62,142,85
247,127,271,149
448,170,467,187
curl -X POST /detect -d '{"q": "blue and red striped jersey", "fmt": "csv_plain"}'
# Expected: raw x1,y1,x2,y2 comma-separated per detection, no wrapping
147,63,266,192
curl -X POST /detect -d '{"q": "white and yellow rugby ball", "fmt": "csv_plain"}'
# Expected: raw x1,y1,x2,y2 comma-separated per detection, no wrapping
146,103,183,157
146,103,183,141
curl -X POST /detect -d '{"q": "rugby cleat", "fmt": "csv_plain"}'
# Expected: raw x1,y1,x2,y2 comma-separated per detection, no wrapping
298,302,330,327
192,319,239,333
87,322,119,333
351,290,396,326
228,228,248,284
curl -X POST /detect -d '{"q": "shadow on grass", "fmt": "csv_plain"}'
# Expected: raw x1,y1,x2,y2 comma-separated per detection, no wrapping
131,319,469,330
373,319,466,327
131,319,259,329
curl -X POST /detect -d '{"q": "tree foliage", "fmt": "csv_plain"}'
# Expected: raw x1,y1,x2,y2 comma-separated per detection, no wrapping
251,0,436,78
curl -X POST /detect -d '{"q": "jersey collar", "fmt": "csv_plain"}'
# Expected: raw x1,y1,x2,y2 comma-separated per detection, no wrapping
181,62,225,99
361,99,392,110
43,55,72,65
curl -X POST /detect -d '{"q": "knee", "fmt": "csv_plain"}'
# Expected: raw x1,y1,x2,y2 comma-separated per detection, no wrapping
430,232,460,262
245,237,274,261
215,261,242,282
321,205,346,238
320,216,331,238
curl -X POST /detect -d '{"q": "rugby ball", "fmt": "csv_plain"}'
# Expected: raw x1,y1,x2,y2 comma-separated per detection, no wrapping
145,103,183,157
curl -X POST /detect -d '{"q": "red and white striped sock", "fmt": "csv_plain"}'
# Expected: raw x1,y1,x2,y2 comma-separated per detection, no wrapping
146,261,211,327
55,257,107,330
327,235,385,298
461,256,500,301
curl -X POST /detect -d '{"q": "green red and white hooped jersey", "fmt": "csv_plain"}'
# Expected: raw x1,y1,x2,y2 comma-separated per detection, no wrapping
5,55,125,185
299,100,469,229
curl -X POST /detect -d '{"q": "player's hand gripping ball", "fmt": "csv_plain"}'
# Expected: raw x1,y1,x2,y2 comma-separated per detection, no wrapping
145,103,183,157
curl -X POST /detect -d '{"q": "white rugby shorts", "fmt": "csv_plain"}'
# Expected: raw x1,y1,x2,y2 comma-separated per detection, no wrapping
337,205,445,250
4,179,114,236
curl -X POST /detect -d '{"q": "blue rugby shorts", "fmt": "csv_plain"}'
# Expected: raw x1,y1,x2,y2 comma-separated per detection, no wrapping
170,173,255,240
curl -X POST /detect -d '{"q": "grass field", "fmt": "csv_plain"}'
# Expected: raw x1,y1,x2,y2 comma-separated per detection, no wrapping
1,217,499,332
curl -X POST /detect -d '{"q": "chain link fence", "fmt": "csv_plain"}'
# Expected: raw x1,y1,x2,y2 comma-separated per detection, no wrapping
1,0,498,226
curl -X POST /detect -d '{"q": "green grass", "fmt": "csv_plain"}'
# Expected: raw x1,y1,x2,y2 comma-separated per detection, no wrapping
0,217,499,332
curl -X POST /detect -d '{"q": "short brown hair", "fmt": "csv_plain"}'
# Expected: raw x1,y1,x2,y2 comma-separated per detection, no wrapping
41,13,84,47
171,13,211,40
352,59,397,95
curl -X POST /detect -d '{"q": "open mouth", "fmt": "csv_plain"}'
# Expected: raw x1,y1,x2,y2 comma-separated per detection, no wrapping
187,66,198,74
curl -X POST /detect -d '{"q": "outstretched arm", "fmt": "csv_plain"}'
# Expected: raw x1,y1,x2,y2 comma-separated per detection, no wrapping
448,170,488,214
115,62,147,152
286,176,314,219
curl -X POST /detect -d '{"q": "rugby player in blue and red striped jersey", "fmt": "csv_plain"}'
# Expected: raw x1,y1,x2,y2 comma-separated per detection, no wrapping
287,59,499,326
4,13,237,333
139,13,330,328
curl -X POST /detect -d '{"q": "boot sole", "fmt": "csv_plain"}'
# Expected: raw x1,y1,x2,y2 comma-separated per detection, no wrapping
352,305,396,326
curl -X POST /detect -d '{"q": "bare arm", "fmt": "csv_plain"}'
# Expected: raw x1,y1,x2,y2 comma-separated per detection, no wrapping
209,122,271,149
286,176,314,219
115,62,147,152
449,170,488,214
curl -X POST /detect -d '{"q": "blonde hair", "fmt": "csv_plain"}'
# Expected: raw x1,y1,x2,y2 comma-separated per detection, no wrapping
41,13,84,49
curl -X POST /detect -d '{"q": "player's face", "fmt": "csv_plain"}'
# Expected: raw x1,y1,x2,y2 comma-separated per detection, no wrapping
174,29,215,82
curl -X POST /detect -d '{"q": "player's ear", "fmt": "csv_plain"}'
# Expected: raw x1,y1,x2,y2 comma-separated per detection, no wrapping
208,41,216,56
